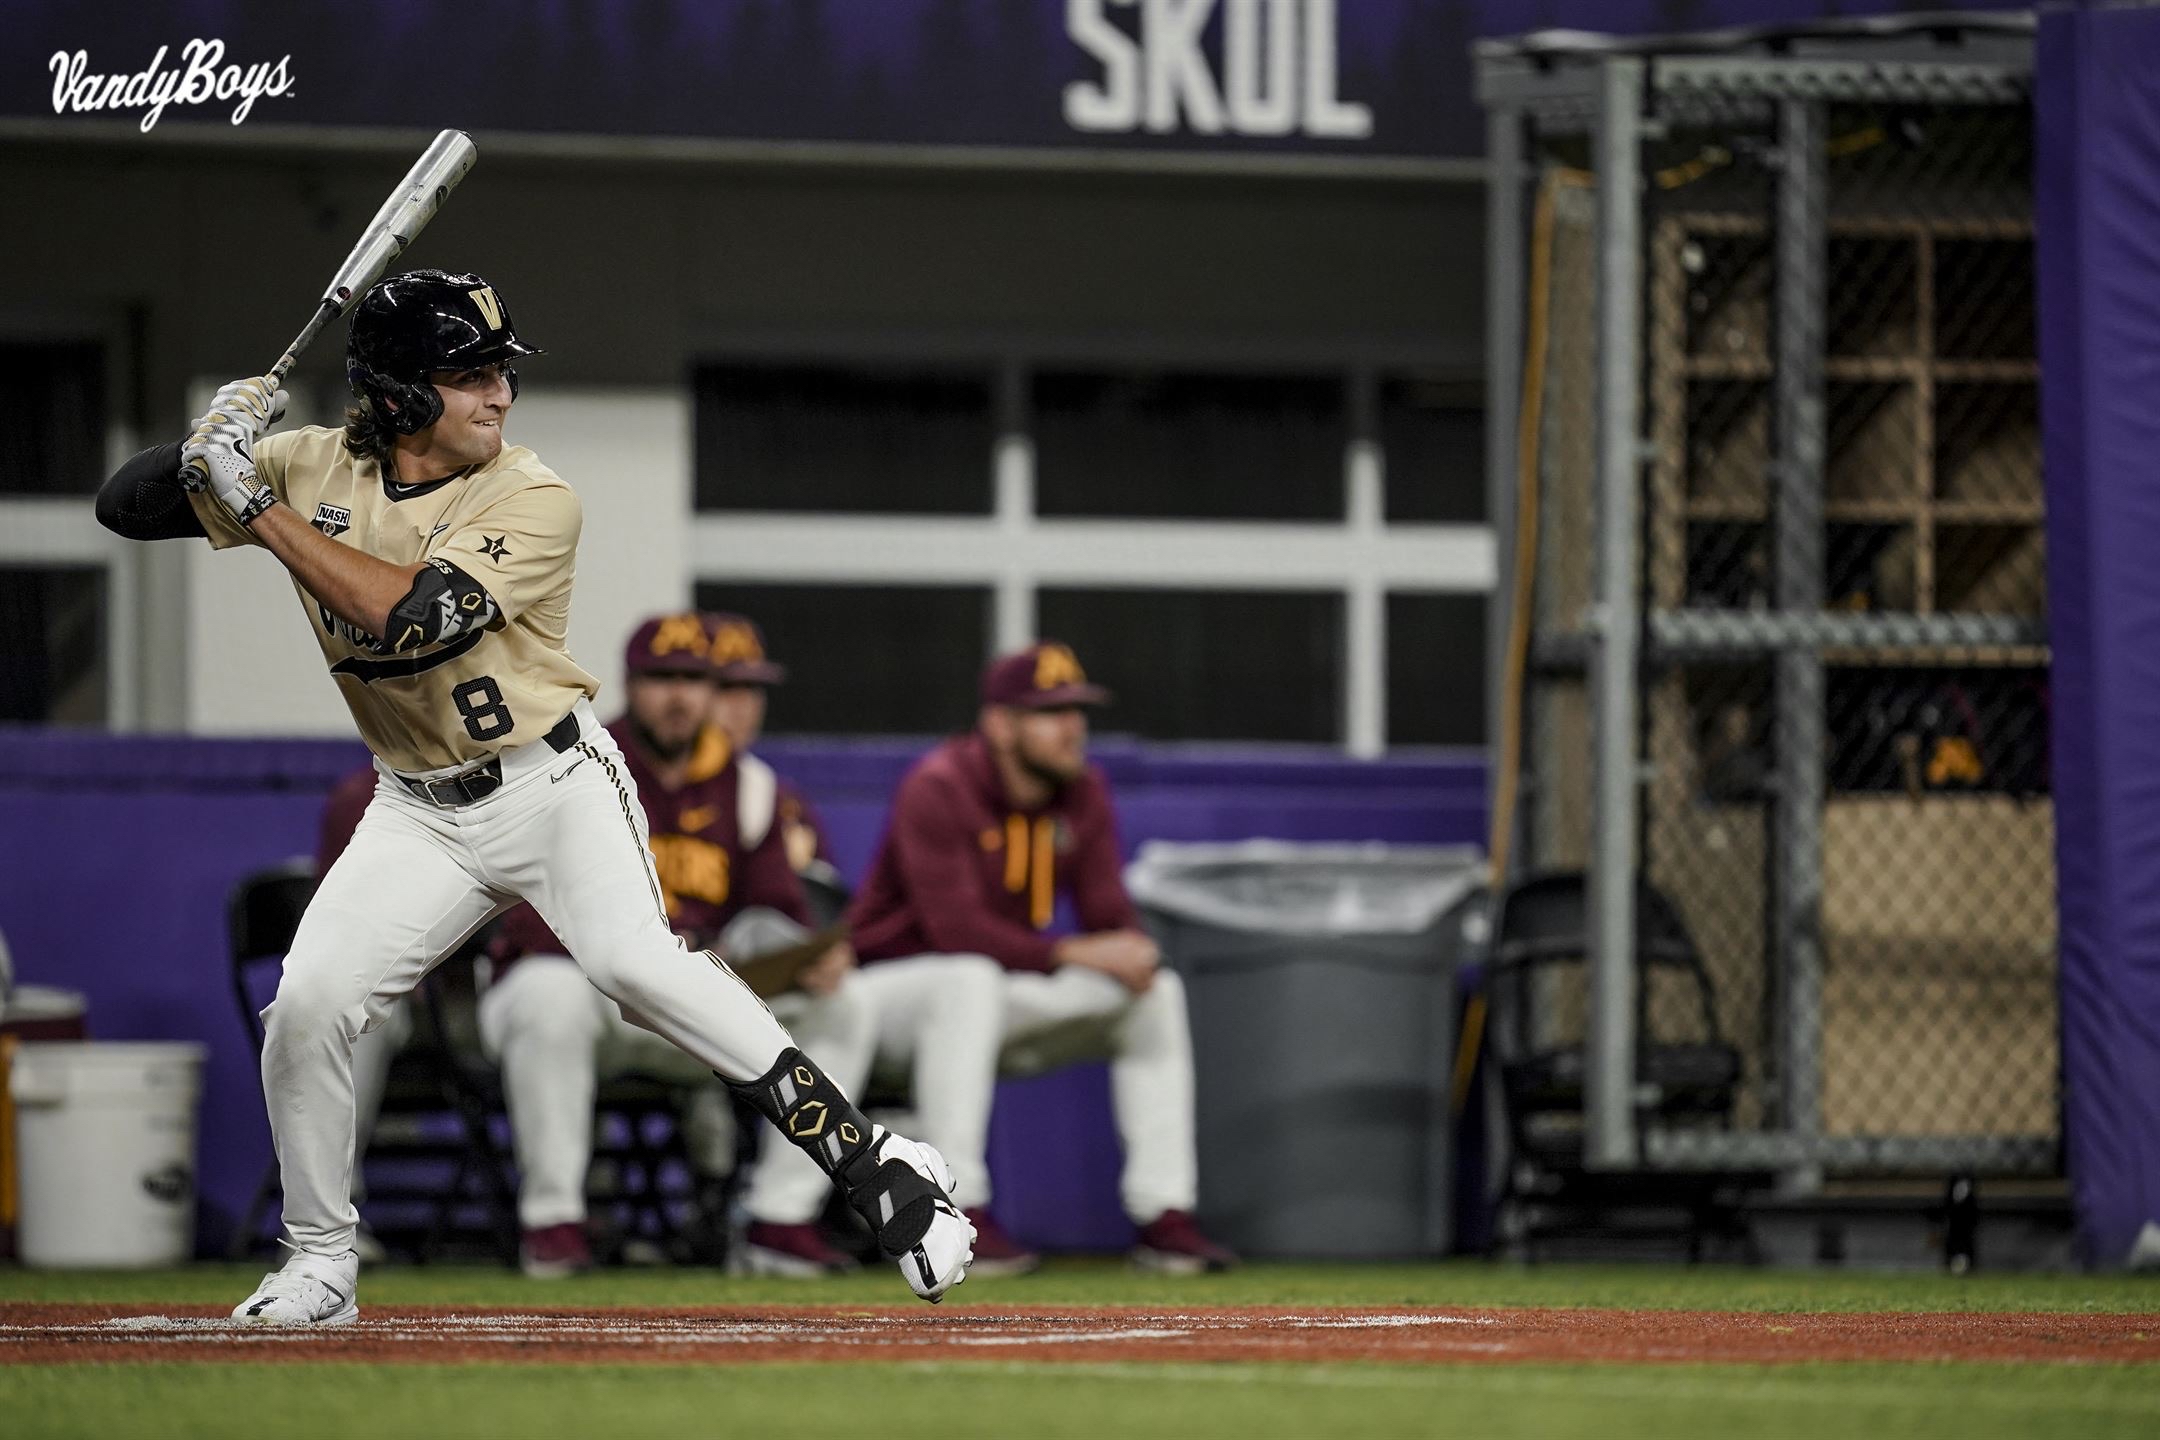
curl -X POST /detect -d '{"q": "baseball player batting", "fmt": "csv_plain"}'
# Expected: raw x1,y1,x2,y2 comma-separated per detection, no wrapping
93,269,975,1322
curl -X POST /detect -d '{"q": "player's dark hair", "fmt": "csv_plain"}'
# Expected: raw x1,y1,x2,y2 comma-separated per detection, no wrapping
342,403,399,469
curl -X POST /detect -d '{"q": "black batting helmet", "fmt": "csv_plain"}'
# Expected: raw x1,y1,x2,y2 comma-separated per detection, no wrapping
346,269,543,435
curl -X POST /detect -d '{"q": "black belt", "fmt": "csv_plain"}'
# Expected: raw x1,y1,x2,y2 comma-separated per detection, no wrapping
398,710,583,808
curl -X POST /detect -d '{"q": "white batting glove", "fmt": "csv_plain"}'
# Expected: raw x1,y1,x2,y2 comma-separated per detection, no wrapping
180,376,289,526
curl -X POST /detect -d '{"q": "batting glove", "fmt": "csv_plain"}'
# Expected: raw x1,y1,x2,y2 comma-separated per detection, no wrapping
180,376,289,526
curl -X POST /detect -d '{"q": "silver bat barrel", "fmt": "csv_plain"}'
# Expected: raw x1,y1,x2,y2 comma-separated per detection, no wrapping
326,130,479,309
272,129,479,379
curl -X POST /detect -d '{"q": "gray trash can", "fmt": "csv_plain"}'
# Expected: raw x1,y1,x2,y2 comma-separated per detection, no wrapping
1127,840,1486,1260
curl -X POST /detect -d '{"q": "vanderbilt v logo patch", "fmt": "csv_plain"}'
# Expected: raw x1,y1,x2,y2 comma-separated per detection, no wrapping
469,286,504,329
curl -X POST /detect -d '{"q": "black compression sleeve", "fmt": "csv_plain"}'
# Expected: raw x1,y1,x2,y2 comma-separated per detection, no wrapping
96,442,206,542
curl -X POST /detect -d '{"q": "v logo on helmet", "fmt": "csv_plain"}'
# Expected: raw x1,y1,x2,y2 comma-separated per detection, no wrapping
468,287,504,329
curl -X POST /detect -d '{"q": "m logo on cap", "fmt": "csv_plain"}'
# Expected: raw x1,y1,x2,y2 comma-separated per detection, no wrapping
710,621,766,667
648,613,708,659
1034,644,1086,692
469,286,504,330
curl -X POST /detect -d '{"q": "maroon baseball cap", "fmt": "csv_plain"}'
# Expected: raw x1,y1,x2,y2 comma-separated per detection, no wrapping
702,612,787,685
624,612,713,677
980,642,1111,709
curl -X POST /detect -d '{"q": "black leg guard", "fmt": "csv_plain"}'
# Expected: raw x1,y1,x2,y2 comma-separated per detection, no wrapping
726,1048,943,1257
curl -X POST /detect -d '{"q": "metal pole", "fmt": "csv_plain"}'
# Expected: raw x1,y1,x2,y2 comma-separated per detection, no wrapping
1586,56,1645,1172
1771,96,1828,1190
1486,102,1526,851
1347,368,1386,758
993,358,1036,654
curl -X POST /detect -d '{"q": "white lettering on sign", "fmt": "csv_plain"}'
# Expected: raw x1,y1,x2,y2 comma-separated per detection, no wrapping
1225,0,1297,136
1145,0,1223,135
48,39,297,134
1064,0,1371,140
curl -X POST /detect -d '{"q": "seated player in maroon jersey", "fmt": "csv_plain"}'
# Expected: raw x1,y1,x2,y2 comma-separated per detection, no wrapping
699,614,839,898
846,642,1236,1273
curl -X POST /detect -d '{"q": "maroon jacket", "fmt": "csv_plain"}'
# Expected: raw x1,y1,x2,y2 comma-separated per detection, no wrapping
493,718,809,966
849,733,1139,973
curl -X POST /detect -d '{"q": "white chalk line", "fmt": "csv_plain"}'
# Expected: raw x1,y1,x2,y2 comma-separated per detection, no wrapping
0,1310,1498,1350
950,1329,1193,1347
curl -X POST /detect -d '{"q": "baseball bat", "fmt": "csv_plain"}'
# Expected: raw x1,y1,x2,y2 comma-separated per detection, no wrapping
271,128,480,382
183,129,476,487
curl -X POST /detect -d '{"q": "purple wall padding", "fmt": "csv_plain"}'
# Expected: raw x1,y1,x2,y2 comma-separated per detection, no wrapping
2038,4,2160,1268
0,726,1483,1254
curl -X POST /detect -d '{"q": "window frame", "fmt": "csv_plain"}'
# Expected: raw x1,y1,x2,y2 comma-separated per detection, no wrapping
0,321,143,728
689,340,1494,754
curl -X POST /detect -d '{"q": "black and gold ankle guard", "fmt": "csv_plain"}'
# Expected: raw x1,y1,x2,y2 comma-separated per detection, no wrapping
727,1047,942,1256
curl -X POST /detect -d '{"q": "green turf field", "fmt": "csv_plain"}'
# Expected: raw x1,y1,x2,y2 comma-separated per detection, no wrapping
7,1257,2160,1312
5,1261,2157,1439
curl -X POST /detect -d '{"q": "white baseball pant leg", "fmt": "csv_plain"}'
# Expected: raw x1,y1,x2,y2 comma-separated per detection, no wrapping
478,730,797,1082
739,982,878,1225
264,786,505,1258
477,954,732,1230
1000,966,1200,1224
347,997,415,1204
846,956,1008,1211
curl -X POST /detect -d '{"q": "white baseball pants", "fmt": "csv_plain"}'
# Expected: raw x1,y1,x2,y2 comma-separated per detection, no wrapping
262,703,797,1258
849,957,1200,1223
475,954,876,1229
347,998,413,1204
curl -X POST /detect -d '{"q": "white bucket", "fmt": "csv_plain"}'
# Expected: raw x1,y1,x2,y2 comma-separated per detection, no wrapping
9,1042,207,1268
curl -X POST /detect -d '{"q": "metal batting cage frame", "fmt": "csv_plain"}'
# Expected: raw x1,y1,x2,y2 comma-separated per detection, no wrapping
1477,14,2053,1192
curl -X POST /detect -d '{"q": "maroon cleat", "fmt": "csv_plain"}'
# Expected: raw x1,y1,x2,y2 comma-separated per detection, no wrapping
737,1221,861,1278
1131,1210,1238,1275
519,1222,593,1279
962,1208,1043,1277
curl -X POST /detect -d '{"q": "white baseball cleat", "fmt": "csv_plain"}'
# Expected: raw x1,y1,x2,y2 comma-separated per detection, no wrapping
869,1128,976,1304
231,1248,360,1325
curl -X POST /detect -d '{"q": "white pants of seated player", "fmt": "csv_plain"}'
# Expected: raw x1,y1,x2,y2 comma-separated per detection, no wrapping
477,954,874,1230
262,720,797,1259
848,957,1199,1223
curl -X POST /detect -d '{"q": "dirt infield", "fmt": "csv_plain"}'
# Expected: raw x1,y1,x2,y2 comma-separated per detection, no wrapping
3,1304,2157,1367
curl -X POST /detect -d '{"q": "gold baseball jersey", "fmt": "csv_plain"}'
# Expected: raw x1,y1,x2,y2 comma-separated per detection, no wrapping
187,425,599,773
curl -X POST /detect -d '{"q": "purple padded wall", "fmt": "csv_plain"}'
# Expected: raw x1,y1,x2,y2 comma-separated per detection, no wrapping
2038,3,2160,1268
0,727,1483,1254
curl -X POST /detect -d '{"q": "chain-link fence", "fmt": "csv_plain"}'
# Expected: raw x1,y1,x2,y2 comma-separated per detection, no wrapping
1484,21,2054,1180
